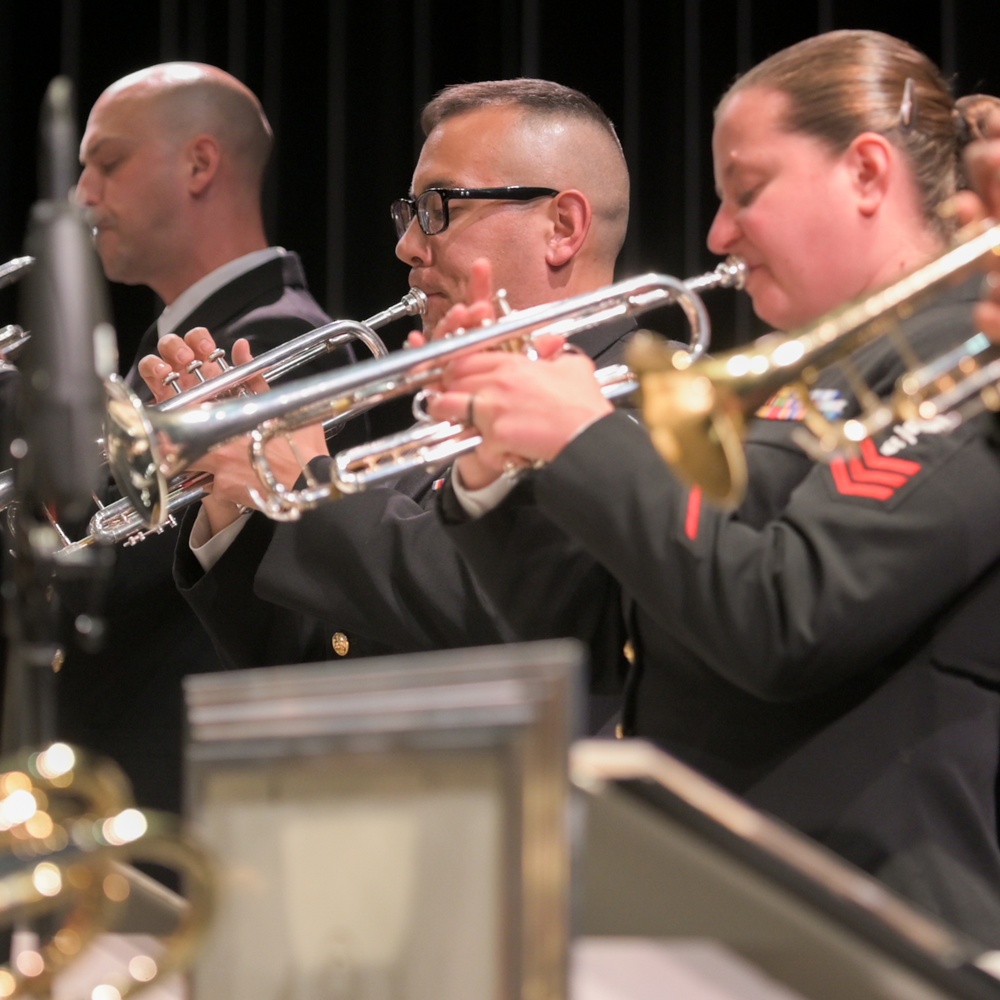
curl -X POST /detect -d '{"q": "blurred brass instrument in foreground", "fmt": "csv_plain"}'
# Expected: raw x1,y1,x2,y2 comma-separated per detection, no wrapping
104,261,745,524
629,218,1000,507
0,742,214,998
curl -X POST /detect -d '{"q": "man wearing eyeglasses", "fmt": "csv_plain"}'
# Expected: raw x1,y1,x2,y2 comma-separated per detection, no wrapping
153,79,633,727
393,83,628,332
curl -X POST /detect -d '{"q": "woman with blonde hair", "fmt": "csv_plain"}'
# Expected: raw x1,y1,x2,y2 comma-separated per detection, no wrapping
431,30,1000,942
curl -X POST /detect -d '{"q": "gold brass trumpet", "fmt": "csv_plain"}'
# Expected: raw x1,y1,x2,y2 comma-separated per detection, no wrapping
629,218,1000,507
0,742,214,998
104,263,745,525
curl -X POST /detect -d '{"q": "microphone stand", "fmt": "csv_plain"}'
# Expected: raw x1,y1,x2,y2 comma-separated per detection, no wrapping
1,75,115,756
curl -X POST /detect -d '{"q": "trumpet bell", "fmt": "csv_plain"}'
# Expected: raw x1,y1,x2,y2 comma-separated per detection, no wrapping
104,375,169,529
627,332,753,507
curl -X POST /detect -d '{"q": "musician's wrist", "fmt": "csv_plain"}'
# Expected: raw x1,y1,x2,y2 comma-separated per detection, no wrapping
202,496,251,537
453,454,502,491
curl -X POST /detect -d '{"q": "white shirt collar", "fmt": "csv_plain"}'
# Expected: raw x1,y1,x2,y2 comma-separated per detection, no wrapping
157,247,287,338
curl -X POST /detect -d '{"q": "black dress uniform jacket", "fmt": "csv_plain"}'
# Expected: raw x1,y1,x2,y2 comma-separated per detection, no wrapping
55,251,353,815
439,281,1000,946
172,318,635,731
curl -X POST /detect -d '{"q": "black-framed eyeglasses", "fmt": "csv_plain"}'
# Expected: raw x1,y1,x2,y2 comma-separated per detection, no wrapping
391,186,559,239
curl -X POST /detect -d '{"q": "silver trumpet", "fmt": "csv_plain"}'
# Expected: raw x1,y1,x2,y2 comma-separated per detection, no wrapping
0,255,34,290
0,261,36,511
31,289,426,556
0,324,30,371
330,363,639,494
311,258,745,501
104,262,745,525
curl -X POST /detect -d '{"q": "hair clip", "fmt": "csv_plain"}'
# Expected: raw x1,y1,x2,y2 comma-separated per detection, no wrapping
899,77,916,129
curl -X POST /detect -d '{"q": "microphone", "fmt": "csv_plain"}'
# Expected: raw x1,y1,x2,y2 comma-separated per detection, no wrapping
2,77,117,755
15,76,116,527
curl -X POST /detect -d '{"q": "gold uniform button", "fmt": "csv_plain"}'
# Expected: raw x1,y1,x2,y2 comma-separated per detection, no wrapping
615,723,625,740
623,640,635,665
331,632,350,657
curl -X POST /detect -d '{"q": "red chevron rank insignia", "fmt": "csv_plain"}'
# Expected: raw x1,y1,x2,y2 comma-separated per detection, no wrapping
829,438,922,500
684,485,702,539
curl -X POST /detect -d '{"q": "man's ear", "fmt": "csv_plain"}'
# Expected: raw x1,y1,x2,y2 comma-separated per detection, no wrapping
846,131,893,218
545,189,591,267
187,134,221,195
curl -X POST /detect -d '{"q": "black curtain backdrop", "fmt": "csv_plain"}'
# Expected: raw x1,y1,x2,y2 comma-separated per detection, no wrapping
0,0,998,368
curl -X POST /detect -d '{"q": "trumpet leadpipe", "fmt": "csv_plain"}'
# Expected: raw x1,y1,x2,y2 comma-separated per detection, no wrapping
361,287,429,330
684,255,746,294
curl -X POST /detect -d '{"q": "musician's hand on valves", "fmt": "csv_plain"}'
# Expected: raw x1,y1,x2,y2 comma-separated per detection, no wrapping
428,348,613,490
409,258,516,489
138,326,328,537
201,418,328,529
137,327,265,401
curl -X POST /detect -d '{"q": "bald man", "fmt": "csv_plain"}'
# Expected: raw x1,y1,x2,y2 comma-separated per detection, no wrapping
59,63,358,822
76,61,355,395
158,79,632,728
